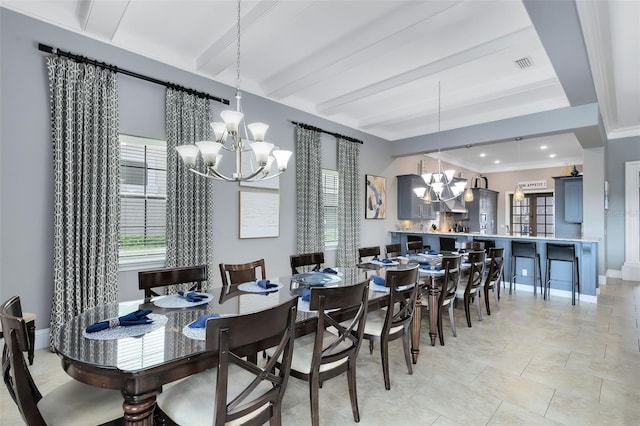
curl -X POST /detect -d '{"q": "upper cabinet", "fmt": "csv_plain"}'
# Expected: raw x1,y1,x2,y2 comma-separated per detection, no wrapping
564,178,583,223
465,188,498,234
397,174,438,220
553,176,583,239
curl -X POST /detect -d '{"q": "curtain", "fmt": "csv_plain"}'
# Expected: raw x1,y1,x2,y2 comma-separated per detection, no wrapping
337,138,361,267
295,125,325,254
48,57,120,349
165,89,215,290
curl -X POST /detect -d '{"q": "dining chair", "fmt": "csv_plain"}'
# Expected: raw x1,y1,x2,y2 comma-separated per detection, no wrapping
290,252,325,274
385,243,402,258
461,241,485,251
138,265,208,298
483,247,505,315
268,280,369,426
358,246,381,263
156,297,298,426
1,296,124,426
0,310,35,365
362,265,420,390
406,240,423,254
455,251,486,327
422,255,461,345
439,237,457,252
219,258,267,286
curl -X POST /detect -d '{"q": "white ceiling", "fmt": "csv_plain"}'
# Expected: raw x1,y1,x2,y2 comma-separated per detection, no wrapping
2,0,638,171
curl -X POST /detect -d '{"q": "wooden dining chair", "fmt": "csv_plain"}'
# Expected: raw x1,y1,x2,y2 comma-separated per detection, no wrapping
455,251,486,327
290,252,325,274
1,296,124,426
138,265,208,297
0,310,35,365
483,247,505,315
156,297,298,426
219,258,266,286
358,246,380,263
362,265,420,390
268,280,369,426
384,243,402,258
406,240,423,254
461,241,485,251
422,255,461,345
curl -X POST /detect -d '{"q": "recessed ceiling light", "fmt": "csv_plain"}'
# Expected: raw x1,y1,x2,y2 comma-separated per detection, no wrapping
540,145,547,150
494,160,500,164
480,153,486,157
549,154,556,158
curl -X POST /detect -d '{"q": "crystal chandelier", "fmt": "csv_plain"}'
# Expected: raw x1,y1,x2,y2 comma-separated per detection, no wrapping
413,82,472,203
175,0,292,182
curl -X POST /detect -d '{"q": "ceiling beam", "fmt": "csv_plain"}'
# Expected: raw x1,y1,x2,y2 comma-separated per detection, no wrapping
79,0,129,41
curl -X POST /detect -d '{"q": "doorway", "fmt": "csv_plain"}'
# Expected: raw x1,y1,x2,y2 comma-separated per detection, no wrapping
510,192,554,237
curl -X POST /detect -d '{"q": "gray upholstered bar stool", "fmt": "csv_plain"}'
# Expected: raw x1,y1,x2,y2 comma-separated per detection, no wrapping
545,243,580,305
509,240,542,296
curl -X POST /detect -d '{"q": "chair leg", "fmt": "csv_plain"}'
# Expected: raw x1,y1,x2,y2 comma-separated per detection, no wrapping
509,256,515,295
270,401,282,426
310,375,320,426
346,359,360,422
494,286,500,311
437,309,445,346
27,320,35,366
537,254,543,298
464,295,472,327
402,331,413,375
475,293,482,321
545,258,551,301
380,339,391,390
484,285,491,315
369,339,374,355
448,303,456,337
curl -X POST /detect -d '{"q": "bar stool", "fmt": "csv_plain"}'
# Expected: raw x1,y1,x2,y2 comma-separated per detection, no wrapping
509,241,542,296
545,243,580,305
439,237,456,252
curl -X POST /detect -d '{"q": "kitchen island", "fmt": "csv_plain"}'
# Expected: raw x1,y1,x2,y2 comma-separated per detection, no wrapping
391,231,598,302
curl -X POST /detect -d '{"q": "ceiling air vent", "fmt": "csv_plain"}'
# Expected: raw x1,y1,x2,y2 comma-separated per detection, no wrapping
514,56,534,70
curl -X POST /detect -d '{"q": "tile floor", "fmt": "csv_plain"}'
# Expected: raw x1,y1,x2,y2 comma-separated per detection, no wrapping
2,278,639,425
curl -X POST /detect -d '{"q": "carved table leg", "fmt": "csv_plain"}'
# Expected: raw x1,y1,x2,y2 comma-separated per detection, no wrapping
427,278,440,346
411,291,422,364
123,392,157,426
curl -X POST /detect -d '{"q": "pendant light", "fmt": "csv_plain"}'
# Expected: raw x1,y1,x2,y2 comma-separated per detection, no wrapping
513,138,525,202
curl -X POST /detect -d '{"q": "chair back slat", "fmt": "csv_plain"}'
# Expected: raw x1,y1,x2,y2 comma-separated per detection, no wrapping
485,248,505,287
219,259,266,287
465,251,486,295
546,243,576,261
406,241,423,254
439,237,456,252
138,265,208,298
385,266,420,330
439,255,462,303
358,246,380,263
290,252,325,274
385,244,402,258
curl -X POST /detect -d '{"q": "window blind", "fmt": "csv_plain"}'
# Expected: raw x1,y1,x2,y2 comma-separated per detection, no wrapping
322,170,339,244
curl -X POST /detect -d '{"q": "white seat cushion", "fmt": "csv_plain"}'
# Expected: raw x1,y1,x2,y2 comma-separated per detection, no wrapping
360,311,403,338
267,331,350,375
0,312,35,333
157,364,271,426
37,380,124,426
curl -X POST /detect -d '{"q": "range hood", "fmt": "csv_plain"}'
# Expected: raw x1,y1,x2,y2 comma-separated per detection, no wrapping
440,198,468,214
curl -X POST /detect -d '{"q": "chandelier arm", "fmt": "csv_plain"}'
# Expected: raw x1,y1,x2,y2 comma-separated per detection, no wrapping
187,168,234,182
246,170,283,182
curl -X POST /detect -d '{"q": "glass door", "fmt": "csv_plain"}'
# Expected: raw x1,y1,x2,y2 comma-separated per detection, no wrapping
510,192,554,237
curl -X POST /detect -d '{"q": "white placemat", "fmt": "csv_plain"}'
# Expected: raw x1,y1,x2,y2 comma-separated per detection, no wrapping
297,297,340,313
182,314,232,340
237,281,283,293
152,293,213,308
291,272,342,286
83,314,168,340
370,282,415,293
369,259,399,266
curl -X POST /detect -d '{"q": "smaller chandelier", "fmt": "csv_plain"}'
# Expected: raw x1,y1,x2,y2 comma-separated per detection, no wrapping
413,155,471,203
175,0,292,182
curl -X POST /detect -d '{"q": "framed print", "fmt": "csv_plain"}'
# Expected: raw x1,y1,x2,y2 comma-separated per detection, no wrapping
239,191,280,238
365,175,386,219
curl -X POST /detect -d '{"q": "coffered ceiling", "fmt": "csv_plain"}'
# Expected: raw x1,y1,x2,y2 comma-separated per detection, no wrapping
2,0,638,170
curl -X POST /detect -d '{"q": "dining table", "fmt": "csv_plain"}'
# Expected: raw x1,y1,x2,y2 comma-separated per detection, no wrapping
55,266,416,425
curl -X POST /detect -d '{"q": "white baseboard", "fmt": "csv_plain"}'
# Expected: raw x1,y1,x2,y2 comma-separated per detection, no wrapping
506,282,597,304
607,269,622,279
599,275,607,285
35,328,50,350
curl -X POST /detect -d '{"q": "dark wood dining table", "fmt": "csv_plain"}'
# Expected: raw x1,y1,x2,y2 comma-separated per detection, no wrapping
56,267,436,426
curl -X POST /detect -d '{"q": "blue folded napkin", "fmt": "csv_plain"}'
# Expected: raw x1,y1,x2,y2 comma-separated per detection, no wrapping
433,266,442,271
427,250,439,255
381,258,394,264
177,290,208,302
301,288,311,302
256,279,278,289
372,275,385,286
188,313,221,328
322,267,338,274
86,309,153,333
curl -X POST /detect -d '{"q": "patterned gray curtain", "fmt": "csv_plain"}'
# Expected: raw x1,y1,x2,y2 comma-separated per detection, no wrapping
165,89,215,290
295,125,325,254
337,138,361,267
48,57,120,349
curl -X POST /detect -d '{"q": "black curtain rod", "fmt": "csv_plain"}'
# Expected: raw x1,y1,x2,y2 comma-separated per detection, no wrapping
38,43,230,106
290,121,363,144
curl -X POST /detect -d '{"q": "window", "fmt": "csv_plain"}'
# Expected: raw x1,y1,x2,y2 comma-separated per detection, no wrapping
322,170,339,245
119,135,167,260
510,192,554,237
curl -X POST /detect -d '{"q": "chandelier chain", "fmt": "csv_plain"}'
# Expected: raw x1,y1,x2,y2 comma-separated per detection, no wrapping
235,0,241,87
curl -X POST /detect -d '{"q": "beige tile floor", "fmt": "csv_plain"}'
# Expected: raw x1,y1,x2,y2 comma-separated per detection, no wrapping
2,278,639,425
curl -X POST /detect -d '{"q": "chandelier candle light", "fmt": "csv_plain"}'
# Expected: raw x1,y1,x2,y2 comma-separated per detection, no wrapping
413,82,472,203
175,0,292,182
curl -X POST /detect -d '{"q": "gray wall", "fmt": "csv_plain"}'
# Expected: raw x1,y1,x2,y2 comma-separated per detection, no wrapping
606,136,640,271
0,9,395,331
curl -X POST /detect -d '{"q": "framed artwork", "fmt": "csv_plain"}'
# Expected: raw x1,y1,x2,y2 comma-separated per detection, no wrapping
365,174,386,219
239,191,280,238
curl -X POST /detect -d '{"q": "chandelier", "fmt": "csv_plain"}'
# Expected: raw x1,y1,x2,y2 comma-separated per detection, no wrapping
175,0,292,182
413,83,473,203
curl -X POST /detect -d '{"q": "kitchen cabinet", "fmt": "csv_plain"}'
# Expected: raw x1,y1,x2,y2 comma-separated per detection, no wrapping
553,176,582,238
564,178,583,223
397,174,438,220
465,188,498,234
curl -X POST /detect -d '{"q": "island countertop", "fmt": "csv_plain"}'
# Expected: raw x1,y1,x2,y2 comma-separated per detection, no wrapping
391,230,598,244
